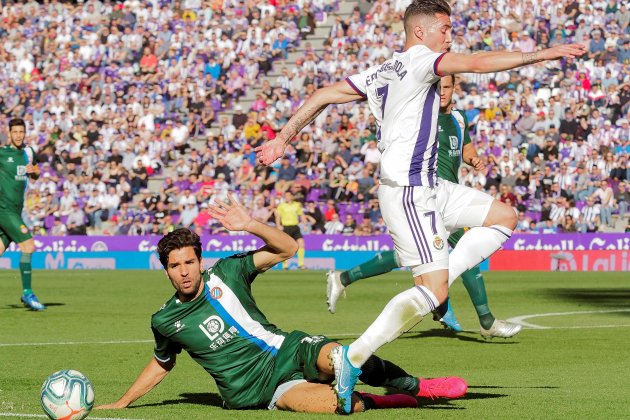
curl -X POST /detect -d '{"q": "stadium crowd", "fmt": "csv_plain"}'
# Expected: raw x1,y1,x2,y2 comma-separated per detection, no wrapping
1,0,628,237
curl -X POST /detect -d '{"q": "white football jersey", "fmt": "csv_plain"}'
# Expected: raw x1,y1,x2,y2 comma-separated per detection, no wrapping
346,45,445,187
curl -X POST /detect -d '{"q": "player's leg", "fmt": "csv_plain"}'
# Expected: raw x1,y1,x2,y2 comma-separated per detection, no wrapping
281,226,299,270
439,181,516,285
274,381,419,413
462,265,521,338
273,381,345,413
347,186,450,364
296,237,305,269
357,354,467,400
448,199,515,284
18,237,44,310
327,251,400,313
0,214,44,310
308,343,462,413
341,251,400,287
335,185,450,412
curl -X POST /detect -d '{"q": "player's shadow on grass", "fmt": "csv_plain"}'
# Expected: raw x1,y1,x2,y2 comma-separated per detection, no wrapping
545,288,630,312
418,391,507,409
3,303,65,309
130,392,223,408
400,329,519,344
470,385,559,389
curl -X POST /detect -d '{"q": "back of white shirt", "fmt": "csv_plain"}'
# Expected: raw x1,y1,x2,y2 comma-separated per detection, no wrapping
347,45,445,187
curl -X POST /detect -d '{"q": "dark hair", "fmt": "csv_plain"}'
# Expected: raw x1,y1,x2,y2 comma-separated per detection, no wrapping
157,228,202,269
9,118,25,130
404,0,451,35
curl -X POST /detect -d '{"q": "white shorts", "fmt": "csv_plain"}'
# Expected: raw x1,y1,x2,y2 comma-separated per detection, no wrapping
378,180,493,275
267,379,306,410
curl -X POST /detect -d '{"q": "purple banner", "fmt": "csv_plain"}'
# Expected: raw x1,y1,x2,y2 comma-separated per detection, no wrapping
3,234,628,253
503,233,629,251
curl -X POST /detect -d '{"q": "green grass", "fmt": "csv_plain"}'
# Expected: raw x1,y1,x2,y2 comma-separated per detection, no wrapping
1,269,629,419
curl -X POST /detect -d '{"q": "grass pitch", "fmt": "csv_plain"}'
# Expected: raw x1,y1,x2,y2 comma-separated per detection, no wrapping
1,269,628,419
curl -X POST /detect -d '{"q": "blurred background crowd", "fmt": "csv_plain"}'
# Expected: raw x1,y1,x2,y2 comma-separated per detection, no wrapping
0,0,628,237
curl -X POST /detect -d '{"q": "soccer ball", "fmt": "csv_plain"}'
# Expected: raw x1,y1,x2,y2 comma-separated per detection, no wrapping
40,370,94,420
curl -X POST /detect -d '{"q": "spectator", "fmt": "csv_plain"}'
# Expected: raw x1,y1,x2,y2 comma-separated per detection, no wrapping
66,203,87,235
579,197,601,233
304,200,325,233
324,213,343,234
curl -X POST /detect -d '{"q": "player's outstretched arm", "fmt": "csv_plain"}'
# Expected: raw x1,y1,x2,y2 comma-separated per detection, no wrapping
438,44,586,75
209,193,298,271
255,81,364,165
95,356,175,410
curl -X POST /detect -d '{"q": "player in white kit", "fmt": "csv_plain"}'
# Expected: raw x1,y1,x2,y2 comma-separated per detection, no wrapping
257,0,585,413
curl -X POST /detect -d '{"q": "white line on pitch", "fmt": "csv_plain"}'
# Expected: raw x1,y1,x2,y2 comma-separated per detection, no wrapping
507,309,630,329
0,339,153,347
0,413,144,420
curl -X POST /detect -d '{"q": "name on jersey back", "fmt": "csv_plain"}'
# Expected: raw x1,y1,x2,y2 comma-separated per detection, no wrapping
365,60,408,86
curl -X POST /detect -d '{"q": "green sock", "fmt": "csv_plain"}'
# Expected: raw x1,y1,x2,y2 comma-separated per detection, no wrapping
340,251,400,287
461,266,495,329
19,253,33,291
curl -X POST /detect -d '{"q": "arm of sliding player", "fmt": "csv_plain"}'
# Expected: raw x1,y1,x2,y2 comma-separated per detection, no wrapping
95,356,175,409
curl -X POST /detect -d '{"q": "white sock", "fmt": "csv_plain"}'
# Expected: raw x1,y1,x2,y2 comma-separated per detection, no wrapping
346,286,439,368
448,225,512,286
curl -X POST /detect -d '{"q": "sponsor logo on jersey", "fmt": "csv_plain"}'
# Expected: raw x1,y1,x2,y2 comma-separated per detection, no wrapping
7,157,13,162
20,225,29,234
174,320,185,332
199,315,225,340
433,236,444,250
15,165,28,181
210,287,222,300
199,315,239,351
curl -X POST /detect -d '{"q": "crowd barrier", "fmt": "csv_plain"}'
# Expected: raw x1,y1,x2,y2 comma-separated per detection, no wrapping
1,234,627,272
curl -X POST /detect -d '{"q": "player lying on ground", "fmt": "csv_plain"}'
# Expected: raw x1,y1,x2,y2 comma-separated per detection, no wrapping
257,0,584,412
0,118,44,310
326,75,521,339
96,195,467,414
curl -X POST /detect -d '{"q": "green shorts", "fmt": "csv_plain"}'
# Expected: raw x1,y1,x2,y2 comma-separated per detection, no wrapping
0,211,32,248
447,228,466,249
262,330,334,407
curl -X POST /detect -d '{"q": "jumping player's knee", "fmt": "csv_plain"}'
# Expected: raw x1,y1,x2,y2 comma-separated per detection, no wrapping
412,267,448,303
484,200,517,230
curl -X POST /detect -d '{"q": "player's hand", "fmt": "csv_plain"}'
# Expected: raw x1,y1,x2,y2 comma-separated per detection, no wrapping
208,193,254,232
255,138,286,166
25,164,39,174
470,156,485,173
539,44,587,60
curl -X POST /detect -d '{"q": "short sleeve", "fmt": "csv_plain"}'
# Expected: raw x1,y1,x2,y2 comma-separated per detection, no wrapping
410,46,447,85
152,326,182,363
212,252,260,286
345,71,369,98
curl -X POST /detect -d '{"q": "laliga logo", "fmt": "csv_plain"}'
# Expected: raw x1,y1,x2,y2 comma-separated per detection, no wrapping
198,315,225,341
90,241,109,252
